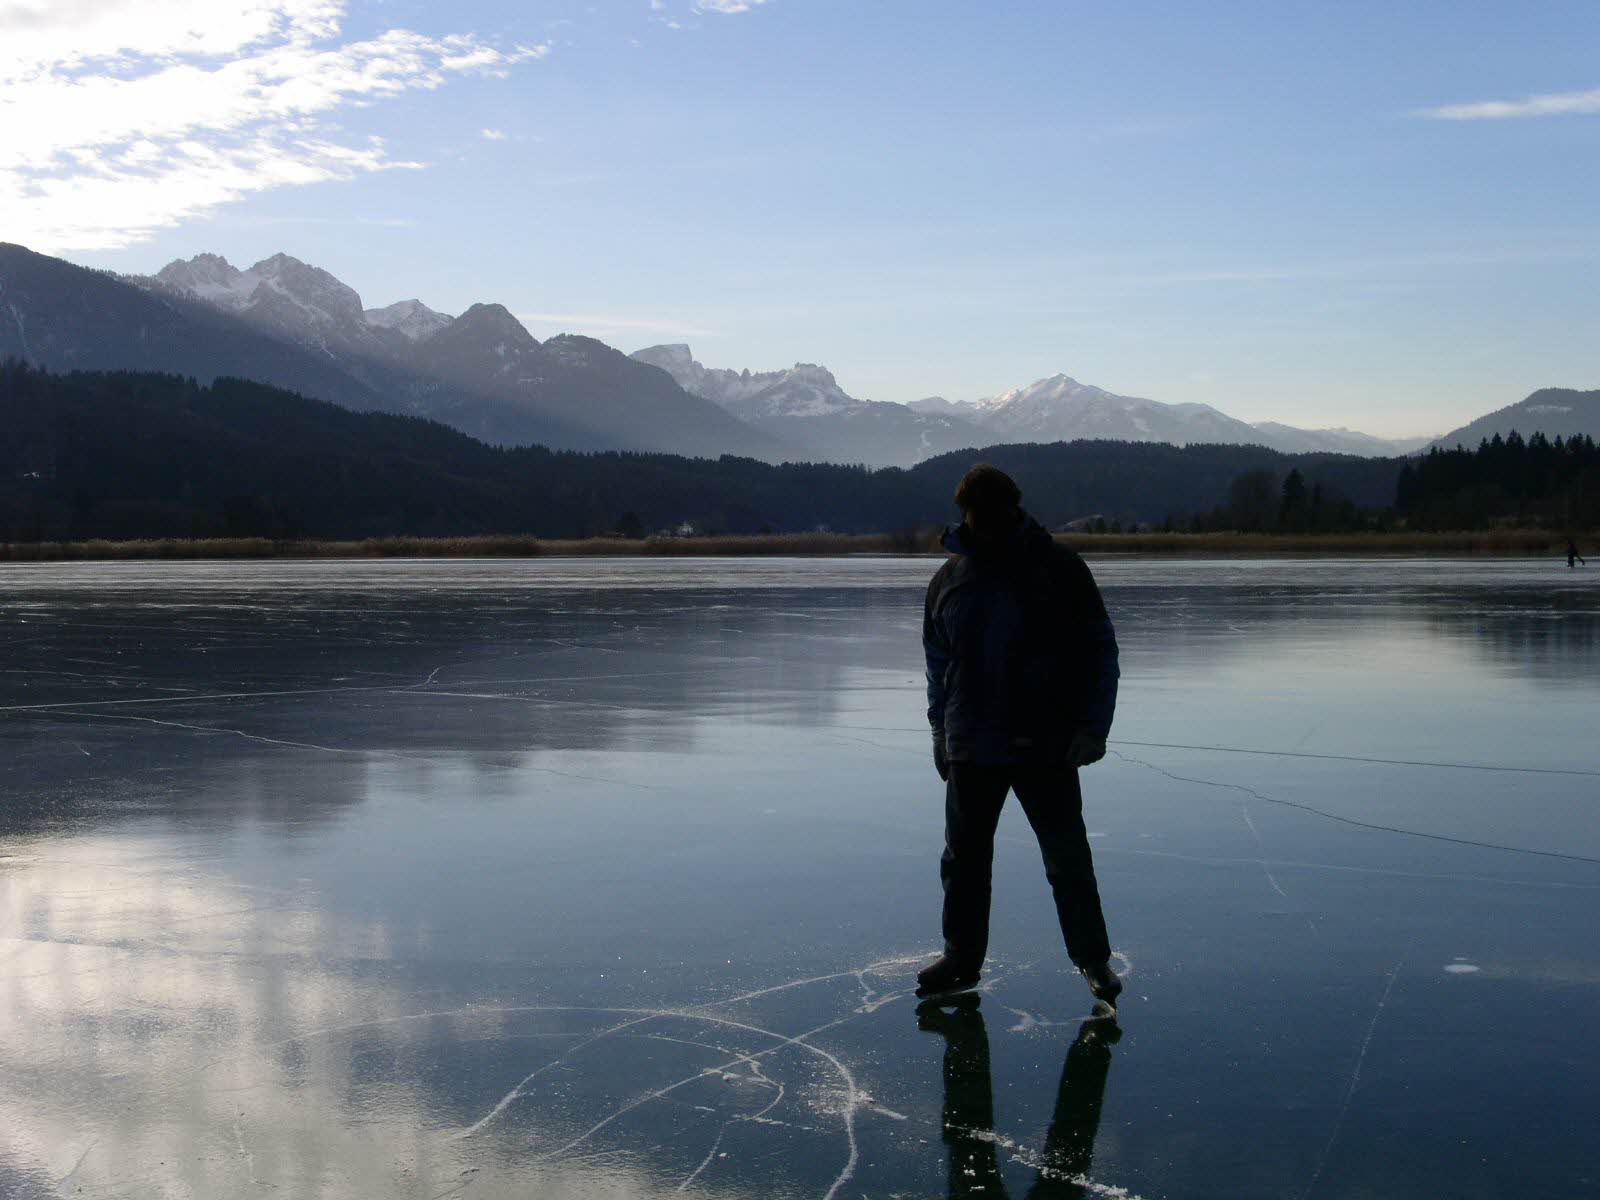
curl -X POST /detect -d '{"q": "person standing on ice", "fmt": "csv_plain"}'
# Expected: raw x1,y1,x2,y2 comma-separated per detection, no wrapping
1568,538,1586,568
918,464,1123,1006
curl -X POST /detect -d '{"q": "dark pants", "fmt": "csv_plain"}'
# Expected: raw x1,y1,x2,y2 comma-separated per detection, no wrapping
941,763,1111,969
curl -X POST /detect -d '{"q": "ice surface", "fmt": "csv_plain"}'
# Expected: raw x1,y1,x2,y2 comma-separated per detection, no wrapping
0,557,1596,1198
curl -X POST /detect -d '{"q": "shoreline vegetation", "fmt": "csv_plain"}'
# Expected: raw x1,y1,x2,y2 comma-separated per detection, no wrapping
0,529,1587,562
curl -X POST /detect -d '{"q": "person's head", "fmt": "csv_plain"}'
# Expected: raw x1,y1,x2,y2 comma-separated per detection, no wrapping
954,463,1022,540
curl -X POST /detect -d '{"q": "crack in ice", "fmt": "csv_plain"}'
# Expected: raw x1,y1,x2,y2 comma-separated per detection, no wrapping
1110,750,1600,867
1302,961,1403,1200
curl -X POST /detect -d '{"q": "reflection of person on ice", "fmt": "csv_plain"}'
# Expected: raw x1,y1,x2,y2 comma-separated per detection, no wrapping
919,464,1122,1006
918,992,1118,1199
1568,539,1587,568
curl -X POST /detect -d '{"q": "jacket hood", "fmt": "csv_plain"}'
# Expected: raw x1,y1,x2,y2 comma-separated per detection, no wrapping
941,510,1054,558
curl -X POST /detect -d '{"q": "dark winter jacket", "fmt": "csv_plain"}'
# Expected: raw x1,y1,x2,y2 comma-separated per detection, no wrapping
923,512,1119,764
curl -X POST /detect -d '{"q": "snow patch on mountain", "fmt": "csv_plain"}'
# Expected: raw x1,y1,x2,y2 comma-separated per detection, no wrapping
364,299,453,341
154,253,261,309
907,395,980,418
633,345,863,420
973,373,1255,446
632,344,987,467
632,343,773,410
947,373,1430,454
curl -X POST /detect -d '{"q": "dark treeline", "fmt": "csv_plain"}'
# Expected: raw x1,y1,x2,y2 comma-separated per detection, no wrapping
1397,431,1600,531
917,439,1397,534
0,360,1497,543
1181,466,1378,534
0,364,941,540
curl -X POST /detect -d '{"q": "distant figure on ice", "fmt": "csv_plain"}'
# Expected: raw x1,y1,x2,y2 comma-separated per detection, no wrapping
1568,538,1587,568
918,992,1118,1199
919,464,1122,1006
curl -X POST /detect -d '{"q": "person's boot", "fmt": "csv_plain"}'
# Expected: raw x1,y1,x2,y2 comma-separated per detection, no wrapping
1079,960,1123,1008
916,955,981,998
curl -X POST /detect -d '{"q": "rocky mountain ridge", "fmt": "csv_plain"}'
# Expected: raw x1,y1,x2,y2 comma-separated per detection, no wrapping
3,242,1583,468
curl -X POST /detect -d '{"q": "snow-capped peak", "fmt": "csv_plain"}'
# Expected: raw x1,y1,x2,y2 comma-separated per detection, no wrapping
906,396,979,417
631,345,859,420
968,372,1255,444
363,298,453,341
980,373,1114,415
246,253,365,326
155,253,260,309
152,250,371,334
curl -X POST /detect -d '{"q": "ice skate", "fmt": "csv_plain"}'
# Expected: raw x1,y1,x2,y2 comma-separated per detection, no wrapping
916,955,981,998
1080,960,1123,1009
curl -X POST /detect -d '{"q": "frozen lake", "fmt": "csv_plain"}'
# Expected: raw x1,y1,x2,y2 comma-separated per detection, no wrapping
1,556,1596,1199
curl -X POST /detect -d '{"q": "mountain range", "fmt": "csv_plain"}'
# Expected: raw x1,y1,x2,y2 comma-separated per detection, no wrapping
629,344,982,466
906,378,1434,456
135,251,783,459
0,244,782,460
0,242,1589,466
633,344,1433,464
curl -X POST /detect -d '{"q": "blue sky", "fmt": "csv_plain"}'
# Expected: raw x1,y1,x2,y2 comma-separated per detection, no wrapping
10,0,1598,436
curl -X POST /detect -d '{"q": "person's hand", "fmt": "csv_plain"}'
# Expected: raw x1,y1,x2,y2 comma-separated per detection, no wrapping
933,735,950,782
1066,730,1107,768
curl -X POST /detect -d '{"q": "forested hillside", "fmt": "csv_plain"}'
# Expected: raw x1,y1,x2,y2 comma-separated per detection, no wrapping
1400,432,1600,530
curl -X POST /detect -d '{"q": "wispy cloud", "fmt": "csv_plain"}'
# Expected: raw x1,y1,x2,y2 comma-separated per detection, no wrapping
517,311,719,340
1418,86,1600,120
694,0,771,13
0,0,544,251
480,128,508,141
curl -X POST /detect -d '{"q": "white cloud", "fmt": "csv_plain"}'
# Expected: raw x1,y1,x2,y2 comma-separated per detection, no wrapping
0,0,344,75
0,1,545,251
480,128,508,140
1419,86,1600,120
693,0,770,13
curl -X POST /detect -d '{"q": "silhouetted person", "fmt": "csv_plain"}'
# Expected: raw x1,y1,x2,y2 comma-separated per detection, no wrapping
1568,539,1586,568
920,464,1122,1005
917,993,1119,1199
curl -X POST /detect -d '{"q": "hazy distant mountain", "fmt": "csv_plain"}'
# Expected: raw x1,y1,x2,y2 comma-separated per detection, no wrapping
631,343,774,410
135,251,785,458
1249,422,1435,456
971,374,1263,445
906,396,976,418
632,344,982,467
413,318,783,458
911,376,1429,456
1428,388,1600,451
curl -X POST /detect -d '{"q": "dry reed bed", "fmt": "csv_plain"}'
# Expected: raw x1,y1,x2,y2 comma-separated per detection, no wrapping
0,532,917,561
1055,529,1578,556
0,528,1586,562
